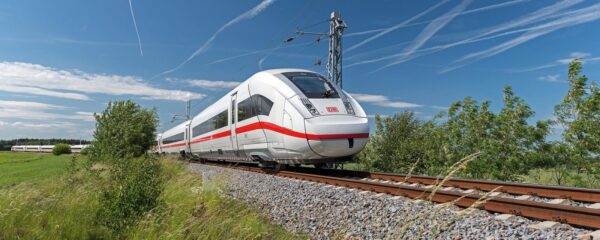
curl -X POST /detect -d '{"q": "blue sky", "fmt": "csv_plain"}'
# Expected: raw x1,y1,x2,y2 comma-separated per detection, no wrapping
1,0,599,140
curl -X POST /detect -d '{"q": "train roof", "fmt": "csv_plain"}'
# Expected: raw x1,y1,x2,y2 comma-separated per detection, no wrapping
160,68,322,137
259,68,317,75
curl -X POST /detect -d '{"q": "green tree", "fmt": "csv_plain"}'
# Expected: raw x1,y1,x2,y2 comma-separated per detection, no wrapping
555,59,600,159
88,100,163,234
554,59,600,186
89,100,158,163
486,86,550,180
359,112,428,173
441,97,494,178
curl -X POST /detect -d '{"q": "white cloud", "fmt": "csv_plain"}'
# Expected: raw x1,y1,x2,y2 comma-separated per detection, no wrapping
185,79,240,89
0,120,93,139
516,52,600,72
352,93,422,108
430,105,448,110
366,114,389,118
557,51,592,64
0,62,204,101
2,85,90,100
0,100,66,110
0,120,76,129
351,94,388,102
538,74,561,82
0,100,95,122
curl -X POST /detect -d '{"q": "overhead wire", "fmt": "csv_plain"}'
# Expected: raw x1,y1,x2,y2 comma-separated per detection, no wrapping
248,0,325,71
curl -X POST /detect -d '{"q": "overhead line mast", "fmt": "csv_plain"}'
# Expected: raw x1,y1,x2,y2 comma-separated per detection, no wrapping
327,12,347,88
292,11,347,88
171,99,191,122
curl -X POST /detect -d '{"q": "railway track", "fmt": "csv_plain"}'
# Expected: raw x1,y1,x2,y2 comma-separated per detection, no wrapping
194,160,600,229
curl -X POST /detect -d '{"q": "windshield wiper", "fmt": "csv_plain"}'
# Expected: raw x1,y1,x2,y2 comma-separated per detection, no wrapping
322,89,333,98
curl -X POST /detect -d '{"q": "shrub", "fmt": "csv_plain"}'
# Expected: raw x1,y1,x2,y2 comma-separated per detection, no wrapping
52,143,71,155
89,100,158,163
88,100,162,234
80,147,89,156
97,155,163,234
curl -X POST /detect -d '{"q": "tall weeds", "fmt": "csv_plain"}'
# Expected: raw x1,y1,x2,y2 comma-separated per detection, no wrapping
0,157,300,239
394,153,493,239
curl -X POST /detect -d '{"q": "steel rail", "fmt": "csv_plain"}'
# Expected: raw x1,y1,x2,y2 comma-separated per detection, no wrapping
285,167,600,203
197,161,600,229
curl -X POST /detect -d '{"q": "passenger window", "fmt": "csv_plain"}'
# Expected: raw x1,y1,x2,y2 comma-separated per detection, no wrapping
237,97,255,121
162,132,184,144
253,95,273,116
237,95,272,121
192,110,228,137
282,72,340,99
215,111,228,129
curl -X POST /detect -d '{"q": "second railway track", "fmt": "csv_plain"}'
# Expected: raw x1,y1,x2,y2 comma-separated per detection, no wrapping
195,160,600,229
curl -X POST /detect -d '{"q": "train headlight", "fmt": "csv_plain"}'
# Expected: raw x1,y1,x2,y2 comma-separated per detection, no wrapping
301,97,320,116
343,101,355,115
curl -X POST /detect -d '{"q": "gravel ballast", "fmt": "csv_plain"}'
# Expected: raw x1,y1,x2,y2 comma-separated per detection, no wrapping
187,163,592,239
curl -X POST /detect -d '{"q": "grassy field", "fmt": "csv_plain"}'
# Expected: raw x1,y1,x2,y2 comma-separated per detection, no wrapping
0,151,72,187
0,152,301,239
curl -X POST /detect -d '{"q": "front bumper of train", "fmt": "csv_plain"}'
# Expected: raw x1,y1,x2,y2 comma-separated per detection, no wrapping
304,115,369,158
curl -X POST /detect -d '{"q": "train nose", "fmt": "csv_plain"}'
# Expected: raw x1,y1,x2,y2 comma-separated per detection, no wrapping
304,115,369,158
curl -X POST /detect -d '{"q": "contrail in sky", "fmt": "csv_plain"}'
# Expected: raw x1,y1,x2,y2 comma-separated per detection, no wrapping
440,2,600,73
345,0,449,53
347,0,582,69
208,41,311,65
258,57,267,70
374,0,472,71
159,0,276,76
346,0,527,38
128,0,143,56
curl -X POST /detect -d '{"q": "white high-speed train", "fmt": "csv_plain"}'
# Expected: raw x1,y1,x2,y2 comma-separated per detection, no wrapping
11,144,89,153
156,69,369,167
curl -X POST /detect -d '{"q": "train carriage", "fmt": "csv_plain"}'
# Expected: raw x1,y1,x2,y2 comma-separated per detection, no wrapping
25,145,41,152
70,145,88,153
11,146,25,152
158,120,191,156
40,145,54,153
158,69,369,167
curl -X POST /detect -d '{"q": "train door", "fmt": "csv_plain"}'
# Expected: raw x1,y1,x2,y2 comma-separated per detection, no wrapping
185,125,191,154
230,92,240,156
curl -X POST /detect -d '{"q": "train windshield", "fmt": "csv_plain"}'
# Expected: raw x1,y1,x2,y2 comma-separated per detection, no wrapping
283,72,340,98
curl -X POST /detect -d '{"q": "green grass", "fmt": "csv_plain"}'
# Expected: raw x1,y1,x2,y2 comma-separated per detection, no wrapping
522,168,600,188
0,152,73,187
345,159,600,189
0,152,302,239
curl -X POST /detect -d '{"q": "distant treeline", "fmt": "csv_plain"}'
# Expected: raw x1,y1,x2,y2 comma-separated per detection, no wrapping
0,138,91,151
358,59,600,188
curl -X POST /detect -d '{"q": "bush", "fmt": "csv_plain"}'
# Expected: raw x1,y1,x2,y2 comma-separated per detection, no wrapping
52,143,71,155
89,100,163,235
89,100,158,163
97,155,163,234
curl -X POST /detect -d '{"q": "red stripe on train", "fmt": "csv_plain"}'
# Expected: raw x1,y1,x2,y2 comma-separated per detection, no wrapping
160,121,368,149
